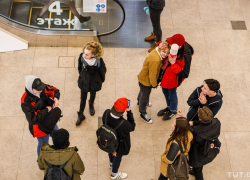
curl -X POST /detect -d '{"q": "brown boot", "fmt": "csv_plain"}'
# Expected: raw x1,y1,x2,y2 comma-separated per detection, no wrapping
145,32,156,41
148,44,157,53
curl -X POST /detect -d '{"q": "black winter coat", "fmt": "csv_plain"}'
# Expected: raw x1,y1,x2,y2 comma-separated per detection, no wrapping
187,85,223,121
146,0,165,9
78,53,106,92
102,109,136,156
189,118,221,167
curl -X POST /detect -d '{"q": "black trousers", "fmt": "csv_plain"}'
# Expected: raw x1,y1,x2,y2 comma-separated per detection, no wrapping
193,166,204,180
149,7,163,43
158,173,168,180
137,82,152,114
79,89,96,113
108,153,123,173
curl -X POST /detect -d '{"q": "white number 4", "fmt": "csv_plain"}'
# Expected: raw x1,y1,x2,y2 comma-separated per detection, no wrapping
49,1,63,15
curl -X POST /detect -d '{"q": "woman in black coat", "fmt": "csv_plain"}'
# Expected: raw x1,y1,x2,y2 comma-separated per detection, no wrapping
76,41,106,125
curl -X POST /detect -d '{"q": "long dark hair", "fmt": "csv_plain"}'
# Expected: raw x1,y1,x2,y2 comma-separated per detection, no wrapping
167,117,192,150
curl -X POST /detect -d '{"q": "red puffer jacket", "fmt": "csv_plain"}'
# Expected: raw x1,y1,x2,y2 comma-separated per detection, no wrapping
160,42,194,89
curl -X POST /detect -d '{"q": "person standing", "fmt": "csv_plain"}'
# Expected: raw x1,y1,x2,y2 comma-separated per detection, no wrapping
38,128,85,180
76,41,106,125
137,42,170,123
178,107,221,180
21,75,61,156
157,34,194,121
145,0,165,52
159,117,193,180
187,79,223,122
102,98,136,179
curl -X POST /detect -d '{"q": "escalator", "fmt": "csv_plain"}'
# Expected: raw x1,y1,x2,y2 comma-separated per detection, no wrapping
0,0,125,46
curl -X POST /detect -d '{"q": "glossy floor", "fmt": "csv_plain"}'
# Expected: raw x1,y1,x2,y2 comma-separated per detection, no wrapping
1,0,250,179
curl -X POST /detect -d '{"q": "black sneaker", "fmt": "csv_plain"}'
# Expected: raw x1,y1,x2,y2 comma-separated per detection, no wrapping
76,112,85,125
89,101,95,116
140,113,153,124
79,15,91,23
157,107,170,116
162,111,177,121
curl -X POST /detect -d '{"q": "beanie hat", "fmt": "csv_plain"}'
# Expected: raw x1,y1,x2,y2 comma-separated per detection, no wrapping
198,106,213,123
52,129,69,149
111,98,128,116
167,34,185,46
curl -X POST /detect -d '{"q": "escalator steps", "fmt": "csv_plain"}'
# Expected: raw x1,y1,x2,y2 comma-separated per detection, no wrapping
10,2,32,25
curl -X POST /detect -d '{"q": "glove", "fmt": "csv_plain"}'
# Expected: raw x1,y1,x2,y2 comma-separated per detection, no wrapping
144,7,150,15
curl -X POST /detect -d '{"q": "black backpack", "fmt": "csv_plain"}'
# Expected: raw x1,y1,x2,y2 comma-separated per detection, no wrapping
44,160,71,180
197,135,221,165
167,140,189,180
96,110,124,153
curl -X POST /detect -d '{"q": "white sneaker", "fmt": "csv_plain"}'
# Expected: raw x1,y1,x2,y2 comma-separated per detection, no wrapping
111,172,128,179
140,113,153,124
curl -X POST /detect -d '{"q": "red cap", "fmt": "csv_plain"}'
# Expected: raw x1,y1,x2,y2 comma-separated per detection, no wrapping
167,34,185,46
111,98,128,116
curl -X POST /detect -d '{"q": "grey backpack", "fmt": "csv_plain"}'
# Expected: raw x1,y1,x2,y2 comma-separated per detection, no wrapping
44,160,71,180
167,140,189,180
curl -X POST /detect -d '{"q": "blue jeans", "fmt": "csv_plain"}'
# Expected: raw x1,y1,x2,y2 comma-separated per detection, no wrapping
162,87,178,112
37,124,59,156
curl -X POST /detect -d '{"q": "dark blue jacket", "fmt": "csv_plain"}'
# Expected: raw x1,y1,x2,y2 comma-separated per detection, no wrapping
187,85,223,121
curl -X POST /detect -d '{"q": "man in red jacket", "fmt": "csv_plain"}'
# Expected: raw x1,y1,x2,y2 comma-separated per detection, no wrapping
21,75,61,156
157,34,194,120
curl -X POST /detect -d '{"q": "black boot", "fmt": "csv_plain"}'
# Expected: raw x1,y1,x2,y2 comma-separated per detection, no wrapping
89,101,95,116
189,166,194,176
76,112,85,125
79,15,91,23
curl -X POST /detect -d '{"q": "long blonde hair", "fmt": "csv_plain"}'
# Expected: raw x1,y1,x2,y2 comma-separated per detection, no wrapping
82,41,104,59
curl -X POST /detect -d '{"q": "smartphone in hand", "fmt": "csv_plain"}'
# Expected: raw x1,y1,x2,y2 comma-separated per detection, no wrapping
127,99,130,108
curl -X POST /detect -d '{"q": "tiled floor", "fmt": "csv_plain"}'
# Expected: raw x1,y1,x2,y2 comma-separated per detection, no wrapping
1,0,250,180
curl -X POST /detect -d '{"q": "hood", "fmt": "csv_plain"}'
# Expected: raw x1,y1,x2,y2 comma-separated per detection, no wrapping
24,75,40,98
195,118,221,139
40,144,77,165
217,90,223,98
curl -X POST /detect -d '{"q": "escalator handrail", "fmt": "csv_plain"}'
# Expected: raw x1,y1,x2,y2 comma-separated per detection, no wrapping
97,0,125,37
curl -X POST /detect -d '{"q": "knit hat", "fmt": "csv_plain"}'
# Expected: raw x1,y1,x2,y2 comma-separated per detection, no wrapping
111,98,128,116
52,129,69,149
198,107,213,123
167,34,185,46
32,78,46,91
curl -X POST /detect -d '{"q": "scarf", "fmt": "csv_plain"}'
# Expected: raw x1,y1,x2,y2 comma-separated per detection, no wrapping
82,55,97,66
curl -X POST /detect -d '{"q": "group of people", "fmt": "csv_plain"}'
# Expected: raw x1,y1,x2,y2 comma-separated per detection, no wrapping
20,34,223,180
